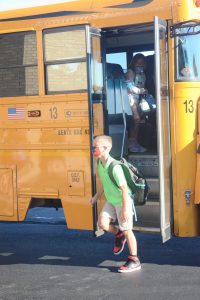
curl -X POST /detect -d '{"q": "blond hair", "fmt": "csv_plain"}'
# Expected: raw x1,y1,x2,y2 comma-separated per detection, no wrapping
94,135,112,149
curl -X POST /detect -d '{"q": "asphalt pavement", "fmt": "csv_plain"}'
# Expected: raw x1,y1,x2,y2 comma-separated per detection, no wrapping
0,208,200,300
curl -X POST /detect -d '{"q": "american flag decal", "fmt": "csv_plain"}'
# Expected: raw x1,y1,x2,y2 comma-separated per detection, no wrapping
8,108,25,120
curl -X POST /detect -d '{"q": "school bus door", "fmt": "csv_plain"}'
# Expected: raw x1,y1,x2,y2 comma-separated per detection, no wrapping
86,27,105,233
154,17,172,242
90,20,173,239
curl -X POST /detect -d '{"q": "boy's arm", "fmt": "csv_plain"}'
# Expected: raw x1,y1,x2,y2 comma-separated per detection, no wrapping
120,184,130,222
89,182,104,206
112,165,130,222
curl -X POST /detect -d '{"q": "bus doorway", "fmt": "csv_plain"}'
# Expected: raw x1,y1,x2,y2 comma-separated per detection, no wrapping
102,19,172,241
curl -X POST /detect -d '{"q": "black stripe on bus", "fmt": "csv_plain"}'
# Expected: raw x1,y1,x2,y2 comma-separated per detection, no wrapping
0,11,94,22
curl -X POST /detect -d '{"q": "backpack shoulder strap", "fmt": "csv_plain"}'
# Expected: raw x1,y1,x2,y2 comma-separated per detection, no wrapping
108,160,122,188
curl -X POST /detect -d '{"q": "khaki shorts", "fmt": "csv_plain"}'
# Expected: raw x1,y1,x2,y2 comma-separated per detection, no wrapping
100,198,134,231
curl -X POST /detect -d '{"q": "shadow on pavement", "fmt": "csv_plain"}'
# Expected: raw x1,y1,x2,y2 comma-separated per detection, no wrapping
0,222,200,269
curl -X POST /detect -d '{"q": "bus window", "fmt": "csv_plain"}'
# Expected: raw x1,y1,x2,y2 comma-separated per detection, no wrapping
132,50,154,57
43,27,88,93
0,31,38,97
106,52,127,71
176,26,200,81
91,33,103,97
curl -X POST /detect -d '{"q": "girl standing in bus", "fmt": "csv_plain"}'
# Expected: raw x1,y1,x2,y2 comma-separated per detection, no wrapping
125,53,147,153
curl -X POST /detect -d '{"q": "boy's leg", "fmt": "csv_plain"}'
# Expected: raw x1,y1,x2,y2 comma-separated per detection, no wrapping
123,229,137,256
116,202,141,273
118,230,141,273
113,229,127,255
98,202,118,235
98,202,126,255
98,215,118,235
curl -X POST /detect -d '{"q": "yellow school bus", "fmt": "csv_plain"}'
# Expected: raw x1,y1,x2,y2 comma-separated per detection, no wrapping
0,0,200,242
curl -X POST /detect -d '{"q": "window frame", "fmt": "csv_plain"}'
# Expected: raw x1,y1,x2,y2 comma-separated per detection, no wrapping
175,34,200,82
43,25,88,94
0,30,38,97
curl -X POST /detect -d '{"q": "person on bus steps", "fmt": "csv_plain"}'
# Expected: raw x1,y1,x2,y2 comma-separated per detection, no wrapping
89,135,141,273
125,53,148,153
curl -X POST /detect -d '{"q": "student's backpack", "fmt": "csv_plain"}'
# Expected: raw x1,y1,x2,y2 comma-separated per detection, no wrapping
108,158,149,206
138,94,156,118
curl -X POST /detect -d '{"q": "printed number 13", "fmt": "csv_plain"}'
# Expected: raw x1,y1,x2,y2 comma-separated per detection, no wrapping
183,100,194,113
49,107,58,119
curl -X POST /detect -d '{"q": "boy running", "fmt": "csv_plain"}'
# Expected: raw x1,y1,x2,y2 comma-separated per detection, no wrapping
90,135,141,273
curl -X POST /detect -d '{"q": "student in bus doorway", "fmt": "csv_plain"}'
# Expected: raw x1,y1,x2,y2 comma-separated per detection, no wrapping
125,53,148,153
89,135,141,273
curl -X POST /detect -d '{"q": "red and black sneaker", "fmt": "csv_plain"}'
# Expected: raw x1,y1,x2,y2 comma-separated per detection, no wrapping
113,230,126,255
118,255,141,273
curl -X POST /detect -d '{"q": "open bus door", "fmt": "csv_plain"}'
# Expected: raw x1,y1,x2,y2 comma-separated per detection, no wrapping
154,17,172,242
85,26,105,234
90,19,173,240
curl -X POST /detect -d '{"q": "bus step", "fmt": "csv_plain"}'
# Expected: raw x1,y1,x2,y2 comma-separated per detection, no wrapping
146,177,159,200
135,200,160,229
133,226,160,233
128,154,159,178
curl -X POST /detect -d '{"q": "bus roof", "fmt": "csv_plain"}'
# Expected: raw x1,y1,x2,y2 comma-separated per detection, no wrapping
0,1,199,27
0,0,133,20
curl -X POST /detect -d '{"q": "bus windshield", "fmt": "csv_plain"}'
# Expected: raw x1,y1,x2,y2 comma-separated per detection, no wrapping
176,26,200,82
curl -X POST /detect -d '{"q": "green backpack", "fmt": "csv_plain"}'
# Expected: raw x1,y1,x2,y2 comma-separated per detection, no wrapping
108,158,149,206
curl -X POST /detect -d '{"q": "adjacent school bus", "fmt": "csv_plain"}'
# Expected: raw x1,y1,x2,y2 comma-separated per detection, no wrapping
0,0,200,242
